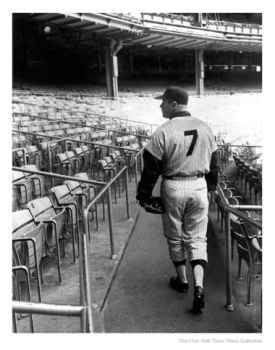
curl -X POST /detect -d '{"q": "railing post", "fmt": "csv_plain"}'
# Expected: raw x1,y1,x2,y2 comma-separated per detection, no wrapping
225,211,234,311
107,187,115,259
83,209,94,332
12,311,17,333
125,168,131,219
23,148,27,165
134,158,138,186
80,307,87,333
47,144,54,187
25,267,34,332
139,151,143,173
82,232,94,332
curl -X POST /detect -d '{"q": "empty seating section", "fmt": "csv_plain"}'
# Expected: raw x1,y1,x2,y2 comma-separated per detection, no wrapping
230,217,262,305
233,154,262,205
211,143,262,310
12,88,154,311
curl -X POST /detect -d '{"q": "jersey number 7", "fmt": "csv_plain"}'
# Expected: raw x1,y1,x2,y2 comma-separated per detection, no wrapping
184,129,198,156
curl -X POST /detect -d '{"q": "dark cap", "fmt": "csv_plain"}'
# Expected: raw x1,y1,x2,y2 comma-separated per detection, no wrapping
155,86,189,105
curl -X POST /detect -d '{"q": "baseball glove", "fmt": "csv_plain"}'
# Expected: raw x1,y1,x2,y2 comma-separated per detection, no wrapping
139,196,165,214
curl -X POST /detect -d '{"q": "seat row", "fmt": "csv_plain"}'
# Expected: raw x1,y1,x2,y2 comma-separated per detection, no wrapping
233,154,262,204
213,177,262,306
13,173,99,302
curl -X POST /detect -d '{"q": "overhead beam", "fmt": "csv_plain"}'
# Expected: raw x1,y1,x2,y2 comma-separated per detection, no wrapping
30,13,64,21
81,24,108,31
129,34,162,44
51,18,80,26
165,38,199,48
178,41,208,49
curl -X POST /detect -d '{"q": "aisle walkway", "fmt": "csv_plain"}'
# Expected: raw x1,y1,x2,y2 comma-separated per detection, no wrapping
103,209,256,333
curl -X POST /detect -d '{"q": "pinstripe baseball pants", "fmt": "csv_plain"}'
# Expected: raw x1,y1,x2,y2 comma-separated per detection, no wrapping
160,177,209,262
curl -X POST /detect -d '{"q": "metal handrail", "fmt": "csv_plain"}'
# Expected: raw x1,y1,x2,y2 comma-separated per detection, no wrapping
217,143,262,148
216,185,262,311
13,300,85,316
12,167,106,187
11,149,142,332
13,129,63,140
84,165,131,259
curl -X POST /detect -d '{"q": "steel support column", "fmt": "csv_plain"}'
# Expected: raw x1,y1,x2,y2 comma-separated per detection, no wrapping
105,40,123,99
195,49,204,96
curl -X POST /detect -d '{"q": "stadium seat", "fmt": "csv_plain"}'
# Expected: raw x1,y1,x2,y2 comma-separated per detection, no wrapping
26,145,42,169
230,218,262,305
64,177,99,232
13,170,33,209
50,185,78,258
12,209,46,301
27,197,68,283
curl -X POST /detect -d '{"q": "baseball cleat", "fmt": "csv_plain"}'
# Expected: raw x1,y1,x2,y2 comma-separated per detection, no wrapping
169,276,189,293
191,286,205,314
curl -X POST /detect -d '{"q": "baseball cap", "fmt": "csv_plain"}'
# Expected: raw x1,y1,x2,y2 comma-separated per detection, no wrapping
155,86,189,105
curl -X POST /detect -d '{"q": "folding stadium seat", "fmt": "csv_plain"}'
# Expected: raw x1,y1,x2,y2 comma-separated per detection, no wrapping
66,150,80,174
20,120,32,128
13,121,20,130
235,157,247,192
230,218,262,305
27,196,68,283
128,135,137,145
97,158,116,182
64,176,98,232
13,171,33,209
12,135,19,149
42,125,52,132
50,185,78,258
21,164,46,199
13,148,27,167
245,168,262,204
26,145,42,169
12,264,34,329
28,125,41,134
55,153,72,176
81,127,91,139
90,132,100,143
66,128,76,137
109,150,126,169
12,209,46,301
115,136,124,147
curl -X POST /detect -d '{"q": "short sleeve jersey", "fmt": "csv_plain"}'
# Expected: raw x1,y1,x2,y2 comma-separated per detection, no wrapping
145,115,217,177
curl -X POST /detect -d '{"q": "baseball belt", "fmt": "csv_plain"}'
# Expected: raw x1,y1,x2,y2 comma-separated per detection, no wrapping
163,173,205,180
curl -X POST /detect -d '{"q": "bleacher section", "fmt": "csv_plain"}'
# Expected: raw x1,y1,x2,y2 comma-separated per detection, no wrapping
12,88,153,329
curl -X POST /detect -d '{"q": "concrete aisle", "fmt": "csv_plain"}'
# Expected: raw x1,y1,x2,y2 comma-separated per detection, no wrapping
103,209,255,333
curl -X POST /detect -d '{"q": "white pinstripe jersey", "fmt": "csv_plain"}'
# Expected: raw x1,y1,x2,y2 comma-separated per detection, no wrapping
145,115,217,177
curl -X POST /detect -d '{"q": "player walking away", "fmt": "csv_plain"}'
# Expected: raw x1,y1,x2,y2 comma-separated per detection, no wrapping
136,86,219,314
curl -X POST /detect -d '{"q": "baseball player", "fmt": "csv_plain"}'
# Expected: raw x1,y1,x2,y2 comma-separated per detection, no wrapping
137,86,219,314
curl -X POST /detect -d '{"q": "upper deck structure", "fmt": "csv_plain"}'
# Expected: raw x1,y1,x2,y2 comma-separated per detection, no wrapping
14,13,262,97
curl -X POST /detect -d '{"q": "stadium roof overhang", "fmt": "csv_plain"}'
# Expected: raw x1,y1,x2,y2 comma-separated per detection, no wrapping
24,13,145,44
22,13,261,53
126,26,262,53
